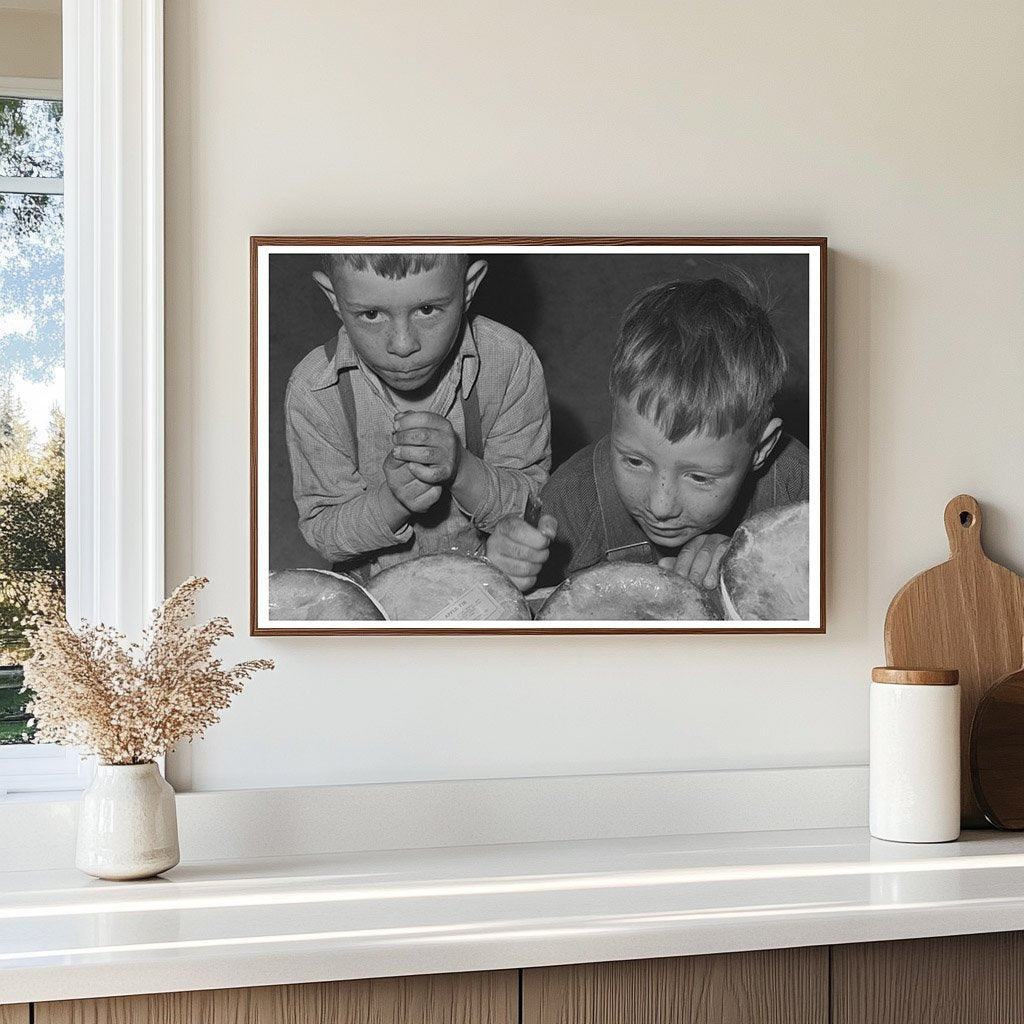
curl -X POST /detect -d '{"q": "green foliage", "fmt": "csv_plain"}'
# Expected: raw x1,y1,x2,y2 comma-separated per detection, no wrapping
0,402,64,575
0,392,64,742
0,664,31,742
0,394,65,634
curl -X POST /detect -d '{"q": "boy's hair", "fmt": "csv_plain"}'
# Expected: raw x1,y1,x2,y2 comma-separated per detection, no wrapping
609,277,787,442
322,252,468,283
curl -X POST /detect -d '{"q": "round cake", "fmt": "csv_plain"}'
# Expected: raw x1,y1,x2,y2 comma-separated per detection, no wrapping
366,554,531,622
535,562,721,621
268,569,385,621
719,501,810,621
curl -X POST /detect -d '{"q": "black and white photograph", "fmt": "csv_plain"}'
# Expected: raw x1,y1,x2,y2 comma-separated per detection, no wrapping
250,238,825,634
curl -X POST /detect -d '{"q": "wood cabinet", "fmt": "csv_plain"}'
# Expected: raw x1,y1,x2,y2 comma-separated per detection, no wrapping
13,933,1024,1024
831,932,1024,1024
522,948,828,1024
34,972,517,1024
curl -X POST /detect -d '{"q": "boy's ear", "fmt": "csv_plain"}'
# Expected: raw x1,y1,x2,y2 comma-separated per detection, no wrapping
751,417,783,472
312,270,342,318
463,259,488,308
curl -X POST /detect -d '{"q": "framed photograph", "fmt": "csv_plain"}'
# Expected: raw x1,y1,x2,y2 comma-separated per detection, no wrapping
251,237,826,635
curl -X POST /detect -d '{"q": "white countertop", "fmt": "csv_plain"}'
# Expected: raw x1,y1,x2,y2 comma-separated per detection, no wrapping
4,826,1024,1004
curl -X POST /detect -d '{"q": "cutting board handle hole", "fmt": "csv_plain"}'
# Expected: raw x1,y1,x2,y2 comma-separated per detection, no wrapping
960,511,974,527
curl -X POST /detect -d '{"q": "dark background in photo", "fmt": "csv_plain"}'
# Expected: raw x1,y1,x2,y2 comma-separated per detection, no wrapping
267,252,811,571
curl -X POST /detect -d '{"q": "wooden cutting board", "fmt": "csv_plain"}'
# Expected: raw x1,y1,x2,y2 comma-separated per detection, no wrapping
884,494,1024,827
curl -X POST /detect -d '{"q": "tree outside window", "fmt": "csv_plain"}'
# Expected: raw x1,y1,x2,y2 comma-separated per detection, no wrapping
0,94,65,744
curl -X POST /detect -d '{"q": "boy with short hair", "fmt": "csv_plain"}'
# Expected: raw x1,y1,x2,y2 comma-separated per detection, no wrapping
487,277,809,592
285,253,551,576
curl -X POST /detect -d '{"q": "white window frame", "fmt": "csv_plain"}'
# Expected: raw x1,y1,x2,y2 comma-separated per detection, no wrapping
0,0,164,797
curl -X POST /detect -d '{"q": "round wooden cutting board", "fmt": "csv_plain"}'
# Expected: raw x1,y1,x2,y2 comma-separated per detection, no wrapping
969,650,1024,829
884,495,1024,827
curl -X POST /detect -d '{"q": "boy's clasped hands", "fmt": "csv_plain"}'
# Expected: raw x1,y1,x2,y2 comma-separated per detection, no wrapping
385,411,463,514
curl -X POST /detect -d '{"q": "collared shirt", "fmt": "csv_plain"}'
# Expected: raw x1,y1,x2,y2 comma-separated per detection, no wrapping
285,315,551,574
538,433,810,586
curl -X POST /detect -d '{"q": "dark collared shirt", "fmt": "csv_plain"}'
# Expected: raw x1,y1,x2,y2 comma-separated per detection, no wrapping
539,433,810,586
285,315,551,572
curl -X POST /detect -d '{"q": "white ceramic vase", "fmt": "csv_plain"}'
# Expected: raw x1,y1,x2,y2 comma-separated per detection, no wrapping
76,762,180,880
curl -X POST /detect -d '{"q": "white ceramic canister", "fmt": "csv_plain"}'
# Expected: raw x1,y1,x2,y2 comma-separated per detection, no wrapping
870,667,961,843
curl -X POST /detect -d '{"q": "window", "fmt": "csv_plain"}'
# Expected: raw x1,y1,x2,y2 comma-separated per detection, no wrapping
0,88,65,732
0,4,166,798
0,79,83,795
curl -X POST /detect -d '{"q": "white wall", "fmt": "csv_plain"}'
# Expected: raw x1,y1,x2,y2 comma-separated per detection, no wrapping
163,1,1024,791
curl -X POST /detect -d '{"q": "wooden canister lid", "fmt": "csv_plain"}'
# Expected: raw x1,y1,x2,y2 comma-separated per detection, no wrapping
871,667,959,686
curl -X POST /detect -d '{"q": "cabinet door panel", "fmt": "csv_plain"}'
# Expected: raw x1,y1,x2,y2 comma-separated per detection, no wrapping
0,1007,29,1024
36,970,518,1024
832,932,1024,1024
523,948,828,1024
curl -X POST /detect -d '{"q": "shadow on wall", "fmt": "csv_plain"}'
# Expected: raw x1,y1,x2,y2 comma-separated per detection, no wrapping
267,251,811,571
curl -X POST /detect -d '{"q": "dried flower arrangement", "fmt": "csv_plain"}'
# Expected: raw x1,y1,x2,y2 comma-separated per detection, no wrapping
23,577,273,765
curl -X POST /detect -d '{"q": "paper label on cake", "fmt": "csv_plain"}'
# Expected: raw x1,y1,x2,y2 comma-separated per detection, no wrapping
433,585,505,621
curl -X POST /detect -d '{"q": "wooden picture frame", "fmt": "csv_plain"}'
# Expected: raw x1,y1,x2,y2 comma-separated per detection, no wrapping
251,237,826,634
